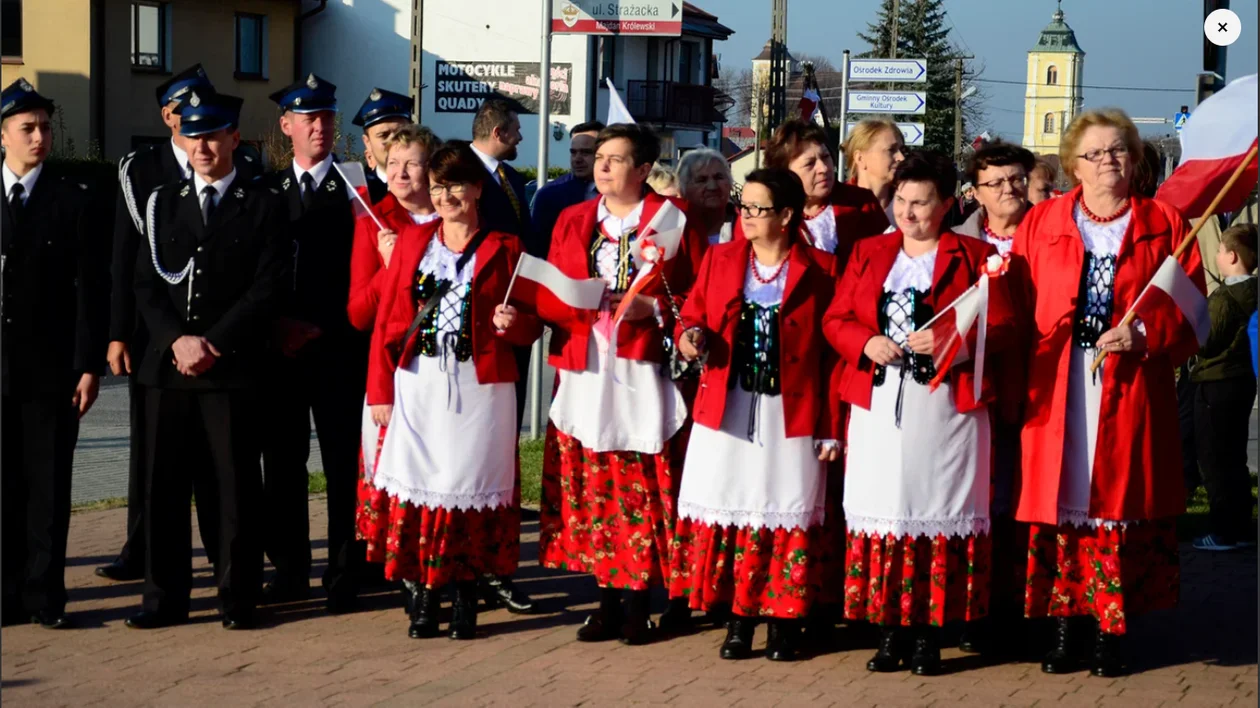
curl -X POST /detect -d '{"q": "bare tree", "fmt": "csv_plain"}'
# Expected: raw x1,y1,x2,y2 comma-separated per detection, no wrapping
715,67,755,127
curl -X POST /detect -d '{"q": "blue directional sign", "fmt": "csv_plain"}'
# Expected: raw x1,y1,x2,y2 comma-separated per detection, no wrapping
847,91,927,115
847,122,924,146
1174,112,1190,132
848,58,928,83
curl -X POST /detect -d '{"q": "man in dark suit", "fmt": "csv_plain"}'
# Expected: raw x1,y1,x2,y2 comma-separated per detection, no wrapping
468,98,537,614
260,74,369,614
355,87,415,204
531,121,603,255
0,79,110,629
124,91,288,630
96,64,260,582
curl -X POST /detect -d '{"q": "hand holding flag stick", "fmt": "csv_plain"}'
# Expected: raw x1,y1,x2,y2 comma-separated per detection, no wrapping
914,254,1008,402
1089,142,1258,374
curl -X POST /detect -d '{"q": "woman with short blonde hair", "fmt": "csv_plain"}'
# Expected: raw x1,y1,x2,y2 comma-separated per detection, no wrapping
647,163,679,196
843,118,906,219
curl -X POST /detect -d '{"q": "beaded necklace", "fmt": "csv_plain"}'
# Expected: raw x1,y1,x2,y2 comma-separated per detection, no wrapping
1077,195,1131,224
748,248,789,284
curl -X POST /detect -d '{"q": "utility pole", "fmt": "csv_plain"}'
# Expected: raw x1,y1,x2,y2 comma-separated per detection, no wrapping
889,0,899,59
952,55,973,165
410,0,424,121
768,0,788,129
1199,0,1229,104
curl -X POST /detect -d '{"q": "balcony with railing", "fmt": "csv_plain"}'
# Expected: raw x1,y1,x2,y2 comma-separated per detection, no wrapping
626,81,731,128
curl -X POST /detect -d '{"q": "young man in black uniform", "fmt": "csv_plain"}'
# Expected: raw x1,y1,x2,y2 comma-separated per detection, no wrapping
0,79,110,629
260,75,368,614
97,64,261,582
355,87,414,205
125,91,289,630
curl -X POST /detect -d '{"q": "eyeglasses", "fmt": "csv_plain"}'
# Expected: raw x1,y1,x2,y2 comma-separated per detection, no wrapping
1077,146,1129,163
977,175,1029,191
738,202,779,218
428,183,468,197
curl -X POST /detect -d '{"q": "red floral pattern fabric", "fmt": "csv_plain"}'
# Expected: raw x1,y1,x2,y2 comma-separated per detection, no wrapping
356,425,520,588
669,519,820,618
844,531,991,627
539,424,677,590
1024,518,1179,636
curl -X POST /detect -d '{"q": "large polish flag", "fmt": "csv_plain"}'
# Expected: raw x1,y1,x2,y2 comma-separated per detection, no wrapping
506,254,606,324
1156,74,1258,219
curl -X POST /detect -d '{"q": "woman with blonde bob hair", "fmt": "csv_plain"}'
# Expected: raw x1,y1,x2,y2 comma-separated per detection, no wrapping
1012,108,1204,677
843,117,906,221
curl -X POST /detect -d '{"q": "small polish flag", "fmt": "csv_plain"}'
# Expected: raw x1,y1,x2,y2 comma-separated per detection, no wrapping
1131,255,1209,347
799,87,821,123
1156,74,1258,219
505,254,607,324
923,255,1008,401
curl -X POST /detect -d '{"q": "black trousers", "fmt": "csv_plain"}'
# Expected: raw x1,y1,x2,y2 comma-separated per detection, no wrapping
116,376,220,570
261,342,365,598
1177,367,1201,495
143,387,262,616
513,344,533,432
2,393,78,615
1193,377,1258,542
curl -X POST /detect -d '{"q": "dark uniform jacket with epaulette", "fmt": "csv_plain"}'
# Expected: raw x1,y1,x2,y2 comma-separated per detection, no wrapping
264,161,367,358
1,163,110,398
365,165,388,205
112,141,261,359
133,175,289,390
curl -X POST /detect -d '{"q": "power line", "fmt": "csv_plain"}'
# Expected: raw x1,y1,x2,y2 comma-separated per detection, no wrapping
972,77,1195,93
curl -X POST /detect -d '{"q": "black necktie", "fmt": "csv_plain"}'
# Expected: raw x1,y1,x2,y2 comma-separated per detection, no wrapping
201,185,217,225
301,172,316,213
8,183,23,223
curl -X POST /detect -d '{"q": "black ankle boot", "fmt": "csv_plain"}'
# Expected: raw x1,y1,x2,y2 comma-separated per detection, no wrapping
408,586,440,639
910,626,942,676
765,619,801,662
619,590,656,646
959,618,987,654
576,588,622,642
719,617,755,660
1041,618,1079,674
867,626,905,672
448,582,478,640
1091,629,1125,677
658,597,694,633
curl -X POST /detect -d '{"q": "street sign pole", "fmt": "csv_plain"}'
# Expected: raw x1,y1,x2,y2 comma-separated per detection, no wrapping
838,49,850,181
530,0,553,440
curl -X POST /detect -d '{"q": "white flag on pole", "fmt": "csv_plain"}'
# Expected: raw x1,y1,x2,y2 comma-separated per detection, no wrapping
606,78,635,125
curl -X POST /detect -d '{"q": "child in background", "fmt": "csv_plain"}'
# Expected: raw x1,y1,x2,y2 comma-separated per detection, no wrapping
1191,223,1259,552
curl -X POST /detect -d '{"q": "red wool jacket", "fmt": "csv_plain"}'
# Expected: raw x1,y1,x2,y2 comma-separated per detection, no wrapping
824,230,1017,414
366,227,542,405
1011,187,1204,524
678,239,840,440
347,194,436,332
544,191,706,371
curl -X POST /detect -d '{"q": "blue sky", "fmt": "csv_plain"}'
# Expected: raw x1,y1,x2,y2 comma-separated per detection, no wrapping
698,0,1259,140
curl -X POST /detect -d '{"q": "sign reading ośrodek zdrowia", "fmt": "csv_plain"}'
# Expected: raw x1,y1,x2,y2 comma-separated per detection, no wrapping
434,61,572,115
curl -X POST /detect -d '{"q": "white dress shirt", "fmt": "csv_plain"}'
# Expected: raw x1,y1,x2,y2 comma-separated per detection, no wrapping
2,161,42,205
470,144,502,185
170,139,192,179
292,154,335,193
375,166,389,184
193,169,237,209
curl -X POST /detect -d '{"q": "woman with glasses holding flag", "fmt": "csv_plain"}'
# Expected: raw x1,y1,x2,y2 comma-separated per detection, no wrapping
1012,109,1204,678
824,151,1016,676
365,142,540,641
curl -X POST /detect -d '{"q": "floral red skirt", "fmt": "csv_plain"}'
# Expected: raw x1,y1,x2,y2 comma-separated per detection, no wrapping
539,424,676,591
844,531,991,627
357,427,520,588
670,520,820,619
1024,518,1178,635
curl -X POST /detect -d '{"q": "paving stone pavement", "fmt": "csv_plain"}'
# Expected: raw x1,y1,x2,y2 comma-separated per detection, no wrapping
1,500,1256,707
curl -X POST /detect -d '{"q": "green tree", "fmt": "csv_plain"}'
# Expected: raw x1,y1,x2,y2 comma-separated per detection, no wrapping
856,0,984,158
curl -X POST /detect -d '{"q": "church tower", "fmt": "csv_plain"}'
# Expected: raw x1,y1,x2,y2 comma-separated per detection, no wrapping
1022,2,1085,154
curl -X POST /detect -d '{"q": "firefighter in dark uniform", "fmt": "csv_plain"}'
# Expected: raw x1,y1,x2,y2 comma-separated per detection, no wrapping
96,64,261,582
0,79,110,629
124,91,289,630
354,87,415,205
259,74,368,614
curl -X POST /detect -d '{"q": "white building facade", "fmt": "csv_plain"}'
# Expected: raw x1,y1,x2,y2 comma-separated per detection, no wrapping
301,0,733,171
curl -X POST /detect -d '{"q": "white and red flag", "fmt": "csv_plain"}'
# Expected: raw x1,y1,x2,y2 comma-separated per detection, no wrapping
799,87,821,124
920,255,1008,401
1129,255,1210,347
1156,73,1258,219
505,254,606,324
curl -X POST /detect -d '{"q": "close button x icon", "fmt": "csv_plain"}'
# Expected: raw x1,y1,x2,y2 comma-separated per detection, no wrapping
1219,22,1229,32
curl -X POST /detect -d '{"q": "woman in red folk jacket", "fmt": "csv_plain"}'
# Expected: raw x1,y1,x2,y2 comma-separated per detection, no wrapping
537,123,705,646
1012,110,1203,678
825,152,1015,676
348,125,442,611
363,143,540,641
669,168,840,663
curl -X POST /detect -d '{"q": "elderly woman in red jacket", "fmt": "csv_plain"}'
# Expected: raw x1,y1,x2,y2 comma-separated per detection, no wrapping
364,143,540,641
537,123,705,646
669,168,839,663
825,151,1015,676
1012,109,1203,678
